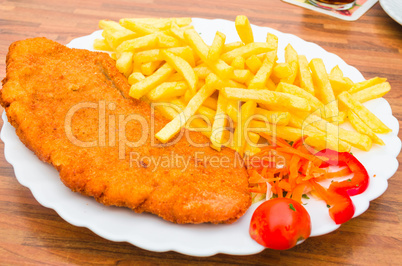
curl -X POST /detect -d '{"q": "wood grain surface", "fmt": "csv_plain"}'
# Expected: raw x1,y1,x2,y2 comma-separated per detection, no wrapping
0,0,401,264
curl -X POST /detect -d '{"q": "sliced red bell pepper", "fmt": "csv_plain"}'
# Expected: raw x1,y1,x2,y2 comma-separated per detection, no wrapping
310,149,369,224
328,191,355,224
317,149,369,196
310,180,355,224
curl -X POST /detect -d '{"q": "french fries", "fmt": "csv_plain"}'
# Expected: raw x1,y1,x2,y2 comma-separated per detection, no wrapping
129,63,174,99
184,28,234,80
95,15,392,156
210,93,229,150
338,91,391,134
147,81,188,101
235,15,254,44
116,52,133,77
221,42,274,65
160,49,198,95
297,55,314,95
281,44,298,84
348,77,387,94
155,83,216,143
275,82,324,112
233,101,257,156
221,87,311,112
208,31,226,62
309,58,338,120
347,110,385,145
351,82,391,103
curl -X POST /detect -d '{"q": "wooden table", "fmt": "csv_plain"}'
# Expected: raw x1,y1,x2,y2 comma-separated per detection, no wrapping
0,0,401,264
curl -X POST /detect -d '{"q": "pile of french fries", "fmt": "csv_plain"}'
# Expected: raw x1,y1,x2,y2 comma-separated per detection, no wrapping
94,16,391,156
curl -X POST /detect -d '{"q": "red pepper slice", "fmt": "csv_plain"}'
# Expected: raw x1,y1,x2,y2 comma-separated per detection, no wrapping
310,181,355,224
311,149,369,224
317,149,370,196
328,191,355,224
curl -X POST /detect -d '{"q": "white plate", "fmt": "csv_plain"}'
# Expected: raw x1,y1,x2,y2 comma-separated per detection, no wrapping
1,18,401,257
380,0,402,25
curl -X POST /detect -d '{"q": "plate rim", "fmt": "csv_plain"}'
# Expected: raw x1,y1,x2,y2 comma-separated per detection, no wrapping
380,0,402,25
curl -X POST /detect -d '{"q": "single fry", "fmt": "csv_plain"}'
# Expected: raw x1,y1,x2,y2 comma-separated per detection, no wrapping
221,42,273,65
116,51,133,77
348,77,387,94
129,63,175,99
281,44,298,84
161,49,198,95
221,87,311,112
207,31,226,62
155,84,216,143
351,82,391,103
309,58,338,120
297,55,314,95
147,81,188,101
210,93,229,149
116,33,159,53
235,15,254,44
233,101,257,156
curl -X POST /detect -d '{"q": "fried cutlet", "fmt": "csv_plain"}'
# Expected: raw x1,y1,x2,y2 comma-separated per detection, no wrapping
0,37,251,224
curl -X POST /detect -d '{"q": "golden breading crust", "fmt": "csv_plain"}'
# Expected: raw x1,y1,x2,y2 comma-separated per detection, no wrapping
1,37,251,224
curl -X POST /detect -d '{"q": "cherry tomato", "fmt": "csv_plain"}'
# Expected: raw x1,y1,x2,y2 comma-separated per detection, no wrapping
249,198,311,250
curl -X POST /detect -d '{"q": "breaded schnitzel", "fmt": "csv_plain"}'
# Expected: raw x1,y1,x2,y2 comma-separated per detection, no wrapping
1,37,251,224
